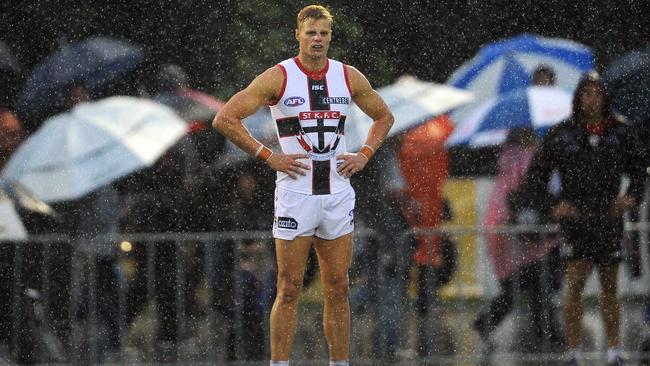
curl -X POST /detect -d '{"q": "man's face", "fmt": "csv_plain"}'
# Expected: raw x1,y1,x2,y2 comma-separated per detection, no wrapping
579,83,604,118
295,18,331,60
532,72,555,86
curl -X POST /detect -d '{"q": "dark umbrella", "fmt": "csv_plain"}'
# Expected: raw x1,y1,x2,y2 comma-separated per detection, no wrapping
603,46,650,124
17,36,144,119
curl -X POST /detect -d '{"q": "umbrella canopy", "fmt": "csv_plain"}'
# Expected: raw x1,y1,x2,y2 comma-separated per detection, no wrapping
154,88,225,122
448,34,594,99
18,36,144,118
603,46,650,124
0,177,58,217
346,76,473,151
1,96,187,202
0,178,59,238
0,191,27,240
447,86,573,147
0,177,60,238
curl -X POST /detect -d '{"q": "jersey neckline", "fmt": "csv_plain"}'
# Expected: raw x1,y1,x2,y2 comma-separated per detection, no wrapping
293,56,329,80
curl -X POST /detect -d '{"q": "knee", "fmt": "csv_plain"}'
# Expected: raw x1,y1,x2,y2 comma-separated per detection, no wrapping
322,273,349,300
275,273,302,306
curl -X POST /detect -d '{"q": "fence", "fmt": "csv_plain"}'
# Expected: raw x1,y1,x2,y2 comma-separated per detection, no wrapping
1,223,649,365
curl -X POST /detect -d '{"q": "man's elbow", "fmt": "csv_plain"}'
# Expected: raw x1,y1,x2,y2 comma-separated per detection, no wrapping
212,113,229,132
384,112,395,129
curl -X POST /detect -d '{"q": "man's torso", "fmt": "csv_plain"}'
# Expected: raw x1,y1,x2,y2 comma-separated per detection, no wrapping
269,57,353,195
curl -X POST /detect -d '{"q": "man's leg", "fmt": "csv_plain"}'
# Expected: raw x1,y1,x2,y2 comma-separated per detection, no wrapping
598,263,621,348
564,259,592,349
270,236,313,361
314,233,353,362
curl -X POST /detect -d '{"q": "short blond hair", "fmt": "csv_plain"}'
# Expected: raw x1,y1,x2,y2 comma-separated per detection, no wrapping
297,5,333,29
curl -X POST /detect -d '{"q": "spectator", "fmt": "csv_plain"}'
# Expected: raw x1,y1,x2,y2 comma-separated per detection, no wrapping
49,84,122,362
413,199,458,358
153,63,228,232
518,71,647,366
398,115,454,358
350,137,412,362
532,64,556,86
57,184,122,361
473,127,564,355
121,130,200,361
225,169,274,360
0,64,24,171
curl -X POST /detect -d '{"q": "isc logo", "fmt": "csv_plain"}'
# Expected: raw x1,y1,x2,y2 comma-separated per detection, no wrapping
311,84,325,91
284,96,305,107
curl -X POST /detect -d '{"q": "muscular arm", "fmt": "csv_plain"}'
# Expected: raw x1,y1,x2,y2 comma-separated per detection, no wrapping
347,66,394,152
212,67,309,177
212,67,281,156
336,66,394,177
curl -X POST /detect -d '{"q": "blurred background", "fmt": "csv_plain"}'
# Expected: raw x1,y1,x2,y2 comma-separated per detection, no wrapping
1,0,646,96
0,1,649,365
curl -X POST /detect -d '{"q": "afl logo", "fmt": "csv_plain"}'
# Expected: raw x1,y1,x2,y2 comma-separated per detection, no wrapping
284,96,305,107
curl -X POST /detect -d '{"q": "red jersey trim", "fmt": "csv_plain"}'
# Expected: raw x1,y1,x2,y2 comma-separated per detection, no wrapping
269,64,287,106
293,56,329,80
343,64,353,95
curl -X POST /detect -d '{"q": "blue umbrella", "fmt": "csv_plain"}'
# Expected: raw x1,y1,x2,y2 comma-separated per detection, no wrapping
18,36,143,118
447,34,595,100
603,46,650,124
447,86,573,147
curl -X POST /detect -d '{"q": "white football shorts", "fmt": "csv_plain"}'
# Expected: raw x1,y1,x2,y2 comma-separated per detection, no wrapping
272,185,355,241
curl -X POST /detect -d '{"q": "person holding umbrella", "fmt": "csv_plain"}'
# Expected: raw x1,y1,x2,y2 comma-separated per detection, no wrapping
517,71,647,366
0,42,24,172
213,5,393,365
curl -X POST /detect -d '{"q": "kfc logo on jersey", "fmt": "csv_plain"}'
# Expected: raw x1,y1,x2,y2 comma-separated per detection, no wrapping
284,97,305,107
299,111,341,120
276,216,298,230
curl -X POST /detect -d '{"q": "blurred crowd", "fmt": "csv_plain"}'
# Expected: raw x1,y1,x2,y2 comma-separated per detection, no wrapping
0,36,649,366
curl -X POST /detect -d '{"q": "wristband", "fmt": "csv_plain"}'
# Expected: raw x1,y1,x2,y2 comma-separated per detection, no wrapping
358,144,375,161
255,145,273,162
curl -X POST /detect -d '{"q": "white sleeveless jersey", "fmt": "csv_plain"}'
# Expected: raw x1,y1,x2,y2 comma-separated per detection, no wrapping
269,57,353,195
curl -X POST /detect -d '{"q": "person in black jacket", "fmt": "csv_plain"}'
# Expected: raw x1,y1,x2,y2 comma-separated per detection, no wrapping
519,72,647,366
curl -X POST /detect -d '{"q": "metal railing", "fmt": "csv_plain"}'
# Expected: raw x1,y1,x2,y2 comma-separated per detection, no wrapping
0,223,649,365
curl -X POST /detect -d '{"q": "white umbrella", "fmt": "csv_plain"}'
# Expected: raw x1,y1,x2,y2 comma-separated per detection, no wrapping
1,96,187,202
0,194,27,240
345,76,473,150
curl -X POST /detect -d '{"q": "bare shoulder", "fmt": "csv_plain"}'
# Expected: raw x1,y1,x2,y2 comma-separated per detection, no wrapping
344,65,372,97
246,65,286,100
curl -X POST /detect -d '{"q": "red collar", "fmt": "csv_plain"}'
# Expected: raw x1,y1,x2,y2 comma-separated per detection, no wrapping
294,56,329,80
585,117,613,136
